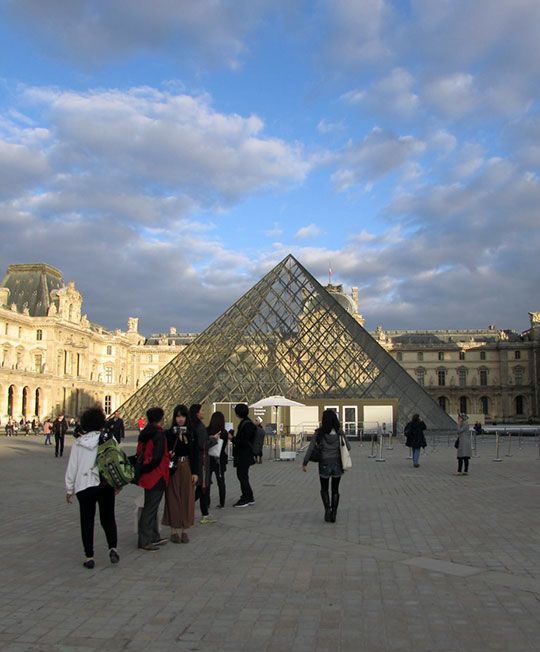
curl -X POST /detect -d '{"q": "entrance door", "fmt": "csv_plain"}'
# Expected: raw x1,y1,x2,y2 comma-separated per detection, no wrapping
343,405,358,438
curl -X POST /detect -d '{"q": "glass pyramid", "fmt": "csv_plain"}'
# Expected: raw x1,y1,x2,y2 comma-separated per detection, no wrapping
120,254,455,431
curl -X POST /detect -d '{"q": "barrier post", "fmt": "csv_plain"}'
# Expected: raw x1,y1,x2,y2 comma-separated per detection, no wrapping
368,427,377,458
376,431,386,462
385,424,393,450
505,430,513,457
472,431,478,458
493,433,502,462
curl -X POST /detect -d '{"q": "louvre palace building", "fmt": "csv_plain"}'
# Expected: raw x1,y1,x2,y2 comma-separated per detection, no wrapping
1,261,539,428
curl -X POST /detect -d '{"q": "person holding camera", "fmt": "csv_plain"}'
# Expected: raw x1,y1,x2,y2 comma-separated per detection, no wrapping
162,405,199,543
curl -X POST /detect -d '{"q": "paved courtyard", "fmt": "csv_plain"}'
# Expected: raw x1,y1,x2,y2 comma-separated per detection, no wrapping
0,432,539,652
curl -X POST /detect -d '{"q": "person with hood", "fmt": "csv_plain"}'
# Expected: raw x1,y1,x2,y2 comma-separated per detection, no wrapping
302,409,351,523
404,414,427,468
65,405,119,569
455,413,472,475
136,407,170,551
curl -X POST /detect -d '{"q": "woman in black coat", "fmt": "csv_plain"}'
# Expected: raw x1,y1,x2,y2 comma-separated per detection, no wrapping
404,414,427,468
208,411,229,508
189,404,219,524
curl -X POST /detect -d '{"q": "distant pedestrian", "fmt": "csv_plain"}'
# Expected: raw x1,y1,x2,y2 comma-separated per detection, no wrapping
232,404,257,508
162,405,198,543
455,414,472,475
136,407,170,551
302,409,350,523
65,406,119,569
43,418,53,445
105,410,125,442
474,421,482,437
404,414,427,468
208,411,229,509
253,417,265,464
53,414,68,457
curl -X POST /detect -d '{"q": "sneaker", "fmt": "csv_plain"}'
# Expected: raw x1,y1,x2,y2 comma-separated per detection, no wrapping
83,559,95,569
141,544,160,551
247,499,255,506
109,549,120,564
152,538,168,546
200,515,217,524
233,499,249,508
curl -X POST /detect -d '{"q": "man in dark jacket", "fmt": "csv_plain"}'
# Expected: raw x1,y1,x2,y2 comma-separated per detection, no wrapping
136,407,170,551
105,410,125,442
53,414,68,457
232,404,256,507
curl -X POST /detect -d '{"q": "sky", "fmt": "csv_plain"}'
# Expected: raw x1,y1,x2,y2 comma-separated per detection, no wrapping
0,0,539,335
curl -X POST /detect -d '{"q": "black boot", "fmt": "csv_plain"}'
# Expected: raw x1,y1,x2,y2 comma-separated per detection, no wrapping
320,490,331,522
330,493,340,523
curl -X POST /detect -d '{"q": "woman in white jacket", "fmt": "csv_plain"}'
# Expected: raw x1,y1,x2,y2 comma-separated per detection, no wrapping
65,406,119,569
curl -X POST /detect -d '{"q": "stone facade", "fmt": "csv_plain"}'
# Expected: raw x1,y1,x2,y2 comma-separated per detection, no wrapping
1,263,538,424
0,264,194,421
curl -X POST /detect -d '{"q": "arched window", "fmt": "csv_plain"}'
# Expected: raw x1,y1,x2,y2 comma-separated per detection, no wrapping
438,396,447,412
459,396,468,414
35,388,41,417
7,385,14,416
22,386,29,417
515,395,524,415
480,396,489,415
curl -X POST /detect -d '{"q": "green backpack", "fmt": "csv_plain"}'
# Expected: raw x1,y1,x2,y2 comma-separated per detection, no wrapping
96,435,135,488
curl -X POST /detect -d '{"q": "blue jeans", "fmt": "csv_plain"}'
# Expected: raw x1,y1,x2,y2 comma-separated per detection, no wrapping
412,448,421,465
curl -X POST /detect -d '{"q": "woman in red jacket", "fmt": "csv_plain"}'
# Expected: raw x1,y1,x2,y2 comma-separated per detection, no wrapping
136,407,170,551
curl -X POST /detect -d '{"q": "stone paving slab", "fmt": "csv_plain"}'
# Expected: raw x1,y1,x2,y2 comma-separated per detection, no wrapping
0,433,539,651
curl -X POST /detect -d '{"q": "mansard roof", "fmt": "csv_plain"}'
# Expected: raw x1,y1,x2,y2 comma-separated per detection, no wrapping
1,263,64,316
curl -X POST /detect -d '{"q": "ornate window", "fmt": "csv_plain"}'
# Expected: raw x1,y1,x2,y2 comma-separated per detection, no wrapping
459,351,465,361
480,351,486,361
105,367,113,384
480,396,489,415
479,368,488,386
36,329,43,341
438,369,446,386
415,368,425,387
104,395,112,414
515,395,524,415
514,350,521,360
438,351,445,361
458,367,467,387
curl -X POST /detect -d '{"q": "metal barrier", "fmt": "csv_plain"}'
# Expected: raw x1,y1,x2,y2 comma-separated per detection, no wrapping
493,433,502,462
375,431,386,463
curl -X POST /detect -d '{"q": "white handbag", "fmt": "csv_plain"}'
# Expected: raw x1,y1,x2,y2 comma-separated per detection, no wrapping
340,434,352,471
208,437,224,458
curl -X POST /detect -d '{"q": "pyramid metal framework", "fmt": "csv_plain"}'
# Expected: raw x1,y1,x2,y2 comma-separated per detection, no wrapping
120,255,455,431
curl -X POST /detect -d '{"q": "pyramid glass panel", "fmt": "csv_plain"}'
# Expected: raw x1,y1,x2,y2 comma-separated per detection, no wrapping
120,255,456,431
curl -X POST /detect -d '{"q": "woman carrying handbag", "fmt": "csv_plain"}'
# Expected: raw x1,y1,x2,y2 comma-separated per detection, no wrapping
302,409,351,523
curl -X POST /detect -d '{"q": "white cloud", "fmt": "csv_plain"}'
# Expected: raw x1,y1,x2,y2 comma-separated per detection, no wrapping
295,223,322,239
332,127,426,191
343,68,419,118
9,85,311,223
423,73,479,118
4,0,282,69
317,119,346,134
